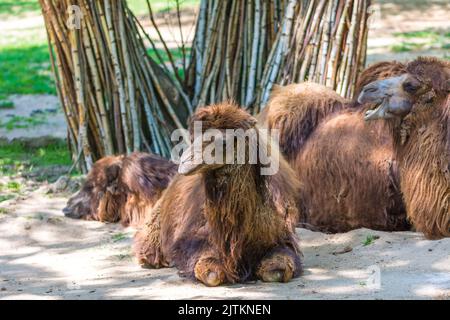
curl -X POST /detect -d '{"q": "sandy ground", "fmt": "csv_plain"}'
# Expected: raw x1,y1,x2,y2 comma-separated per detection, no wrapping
366,0,450,64
0,189,449,300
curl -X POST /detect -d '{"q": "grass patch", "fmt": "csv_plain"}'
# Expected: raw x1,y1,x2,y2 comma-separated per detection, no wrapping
112,232,128,243
147,47,191,64
0,45,55,96
0,141,72,176
25,213,45,221
128,0,199,15
0,194,15,203
0,100,14,109
0,114,49,131
391,42,423,53
0,0,41,19
391,29,450,53
393,30,450,39
6,181,21,192
362,235,380,246
147,47,191,78
0,208,9,215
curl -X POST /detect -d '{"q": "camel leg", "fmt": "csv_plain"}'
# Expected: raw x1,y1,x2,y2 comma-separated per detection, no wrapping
194,254,226,287
133,200,168,268
256,247,301,283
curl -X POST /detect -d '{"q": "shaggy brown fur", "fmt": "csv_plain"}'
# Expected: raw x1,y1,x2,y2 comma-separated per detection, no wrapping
259,83,349,161
261,62,409,232
134,103,302,286
118,152,178,226
361,57,450,239
63,152,177,227
296,110,407,232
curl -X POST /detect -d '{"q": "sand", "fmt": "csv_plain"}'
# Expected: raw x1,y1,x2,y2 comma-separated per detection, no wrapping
0,188,448,300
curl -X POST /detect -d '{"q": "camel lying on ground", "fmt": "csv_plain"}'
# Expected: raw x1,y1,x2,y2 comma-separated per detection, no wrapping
63,152,177,226
134,102,302,286
359,56,450,239
261,61,409,232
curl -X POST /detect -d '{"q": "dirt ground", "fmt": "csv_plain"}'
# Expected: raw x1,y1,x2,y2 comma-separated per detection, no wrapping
0,189,448,300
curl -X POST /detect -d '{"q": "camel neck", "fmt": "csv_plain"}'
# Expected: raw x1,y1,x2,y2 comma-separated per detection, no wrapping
391,97,450,238
202,163,283,274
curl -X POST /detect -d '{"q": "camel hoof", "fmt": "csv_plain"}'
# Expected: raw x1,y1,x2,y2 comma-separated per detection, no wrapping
205,271,221,287
257,253,295,283
194,258,226,287
260,270,284,283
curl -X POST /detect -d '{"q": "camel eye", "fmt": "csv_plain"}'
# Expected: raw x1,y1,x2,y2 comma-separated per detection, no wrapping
403,81,420,94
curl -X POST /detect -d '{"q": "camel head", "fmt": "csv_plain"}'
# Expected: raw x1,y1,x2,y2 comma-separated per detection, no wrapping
359,57,450,121
179,102,258,176
63,155,123,220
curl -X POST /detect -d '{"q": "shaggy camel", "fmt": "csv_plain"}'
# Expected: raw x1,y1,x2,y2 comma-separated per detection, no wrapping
258,61,407,160
134,102,302,286
63,152,177,226
359,56,450,239
261,61,409,232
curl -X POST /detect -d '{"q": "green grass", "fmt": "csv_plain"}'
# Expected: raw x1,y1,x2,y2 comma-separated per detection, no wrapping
0,1,199,96
0,141,72,176
0,114,49,131
148,47,191,78
0,0,40,19
112,232,128,242
0,100,14,109
0,195,15,203
0,45,55,96
362,235,380,246
128,0,199,15
393,30,450,39
25,213,45,221
391,29,450,53
6,181,22,192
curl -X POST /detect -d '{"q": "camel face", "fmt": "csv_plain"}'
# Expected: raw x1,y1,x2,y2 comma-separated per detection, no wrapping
64,156,123,221
63,187,96,219
361,57,450,122
180,103,260,176
359,74,422,121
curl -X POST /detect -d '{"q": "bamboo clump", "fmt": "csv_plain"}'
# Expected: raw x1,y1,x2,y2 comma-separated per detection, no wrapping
40,0,191,172
40,0,371,170
187,0,371,112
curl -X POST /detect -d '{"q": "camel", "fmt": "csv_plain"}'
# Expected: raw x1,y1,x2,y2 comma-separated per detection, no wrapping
261,61,410,232
133,102,302,286
359,56,450,239
63,152,177,226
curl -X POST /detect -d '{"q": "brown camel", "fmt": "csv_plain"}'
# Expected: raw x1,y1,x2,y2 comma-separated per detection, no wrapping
134,102,302,286
261,61,409,232
63,152,177,226
359,56,450,239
